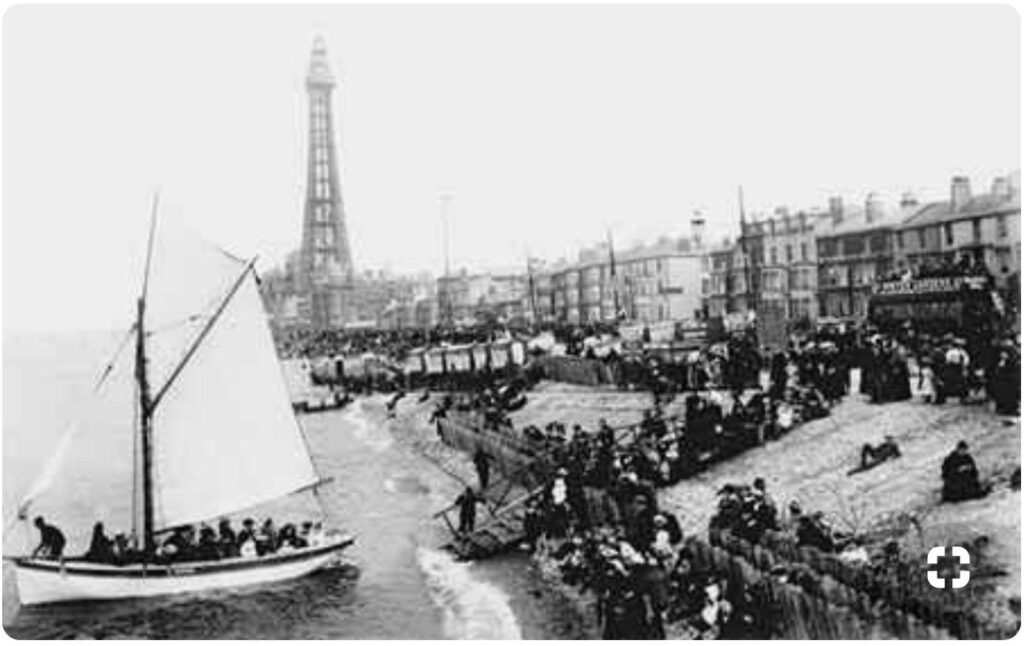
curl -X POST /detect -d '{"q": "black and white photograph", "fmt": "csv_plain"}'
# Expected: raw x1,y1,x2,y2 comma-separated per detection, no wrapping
2,3,1020,640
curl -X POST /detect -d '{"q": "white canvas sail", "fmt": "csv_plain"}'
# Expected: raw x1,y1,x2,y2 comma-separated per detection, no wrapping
150,271,320,530
143,213,246,396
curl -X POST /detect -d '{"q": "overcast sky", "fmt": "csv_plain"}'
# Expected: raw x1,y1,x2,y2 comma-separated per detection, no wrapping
3,4,1020,331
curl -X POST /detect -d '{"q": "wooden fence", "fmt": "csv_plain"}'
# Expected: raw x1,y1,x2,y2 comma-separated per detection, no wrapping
707,528,1016,639
684,537,954,640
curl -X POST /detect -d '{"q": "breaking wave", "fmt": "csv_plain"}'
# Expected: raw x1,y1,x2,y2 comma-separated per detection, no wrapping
416,547,522,639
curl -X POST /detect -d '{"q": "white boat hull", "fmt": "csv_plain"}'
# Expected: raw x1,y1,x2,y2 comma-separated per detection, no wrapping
11,536,353,606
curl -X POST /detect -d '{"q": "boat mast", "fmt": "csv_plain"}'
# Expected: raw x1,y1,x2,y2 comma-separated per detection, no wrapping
135,193,160,556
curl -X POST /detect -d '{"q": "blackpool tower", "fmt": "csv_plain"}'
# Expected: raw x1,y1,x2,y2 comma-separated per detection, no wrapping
299,35,354,327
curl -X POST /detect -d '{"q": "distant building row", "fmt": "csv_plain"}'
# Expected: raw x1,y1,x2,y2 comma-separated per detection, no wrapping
706,172,1021,323
265,172,1019,330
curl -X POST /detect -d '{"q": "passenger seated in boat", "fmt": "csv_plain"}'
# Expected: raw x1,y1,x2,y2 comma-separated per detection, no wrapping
84,522,114,563
218,519,238,558
31,516,66,560
237,519,259,558
258,519,278,556
111,533,130,564
157,526,195,563
299,521,313,545
156,533,179,562
197,524,220,561
239,535,258,559
277,523,306,551
237,518,256,543
237,518,257,554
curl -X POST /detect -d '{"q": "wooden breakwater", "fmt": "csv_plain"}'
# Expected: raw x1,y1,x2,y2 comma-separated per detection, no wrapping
683,536,949,640
706,528,1016,640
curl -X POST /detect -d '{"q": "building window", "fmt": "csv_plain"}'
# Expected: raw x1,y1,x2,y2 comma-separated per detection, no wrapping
845,236,865,256
896,231,904,249
801,243,808,261
944,223,953,246
870,233,887,253
998,214,1008,238
786,245,793,263
918,229,926,248
770,248,777,265
972,218,982,243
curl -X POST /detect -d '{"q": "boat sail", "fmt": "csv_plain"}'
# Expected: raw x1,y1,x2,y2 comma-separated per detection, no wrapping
8,203,352,606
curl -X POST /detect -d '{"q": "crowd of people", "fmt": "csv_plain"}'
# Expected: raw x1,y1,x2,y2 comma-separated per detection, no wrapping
880,250,995,282
519,444,746,638
514,443,868,638
432,312,1020,639
445,367,849,638
29,515,331,566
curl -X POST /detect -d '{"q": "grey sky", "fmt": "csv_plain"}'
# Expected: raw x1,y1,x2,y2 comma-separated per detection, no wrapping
3,4,1020,331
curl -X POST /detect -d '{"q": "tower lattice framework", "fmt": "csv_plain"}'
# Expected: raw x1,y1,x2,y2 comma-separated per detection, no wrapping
299,35,354,327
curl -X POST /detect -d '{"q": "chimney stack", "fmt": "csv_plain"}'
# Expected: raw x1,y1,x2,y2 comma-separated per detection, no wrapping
900,191,918,209
950,176,971,211
829,196,844,226
690,210,706,247
865,192,884,224
991,175,1011,199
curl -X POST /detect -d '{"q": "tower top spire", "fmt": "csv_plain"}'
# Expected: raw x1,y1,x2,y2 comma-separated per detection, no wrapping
307,35,335,88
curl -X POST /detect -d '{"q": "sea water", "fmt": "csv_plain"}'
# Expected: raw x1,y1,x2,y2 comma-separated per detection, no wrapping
2,330,587,639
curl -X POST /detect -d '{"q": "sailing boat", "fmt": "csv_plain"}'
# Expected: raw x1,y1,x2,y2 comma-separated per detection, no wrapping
7,201,353,606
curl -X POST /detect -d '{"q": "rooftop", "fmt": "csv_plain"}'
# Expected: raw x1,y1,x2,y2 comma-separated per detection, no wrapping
898,191,1021,230
816,202,909,238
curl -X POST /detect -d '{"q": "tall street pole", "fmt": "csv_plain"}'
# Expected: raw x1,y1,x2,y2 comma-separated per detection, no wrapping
440,192,454,327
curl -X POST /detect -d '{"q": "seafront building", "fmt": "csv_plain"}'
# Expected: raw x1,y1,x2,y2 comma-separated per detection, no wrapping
700,171,1021,324
893,174,1022,294
814,194,908,320
434,270,529,328
531,226,706,327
